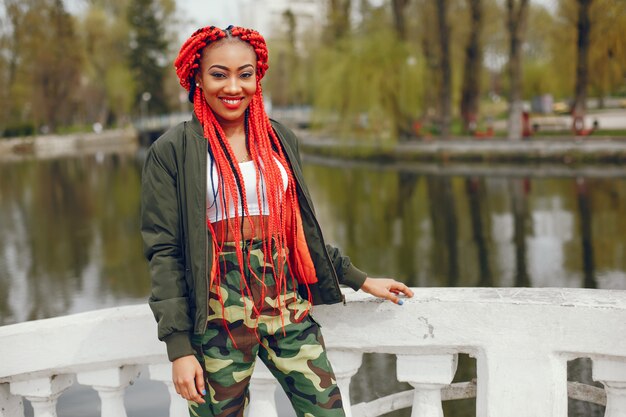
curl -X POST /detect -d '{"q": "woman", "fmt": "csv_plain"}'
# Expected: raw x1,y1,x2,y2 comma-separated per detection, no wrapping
140,25,413,417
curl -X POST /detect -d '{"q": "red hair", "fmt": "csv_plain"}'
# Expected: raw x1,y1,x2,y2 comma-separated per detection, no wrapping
174,26,308,341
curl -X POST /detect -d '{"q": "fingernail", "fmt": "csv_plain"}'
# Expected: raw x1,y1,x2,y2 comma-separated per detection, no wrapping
397,299,404,306
201,389,206,395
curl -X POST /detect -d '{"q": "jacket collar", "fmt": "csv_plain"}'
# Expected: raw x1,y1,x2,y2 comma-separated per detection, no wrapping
188,112,204,139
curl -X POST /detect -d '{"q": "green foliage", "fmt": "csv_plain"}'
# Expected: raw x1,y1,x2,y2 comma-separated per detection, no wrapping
265,10,312,107
551,0,626,101
310,22,424,139
588,0,626,99
0,0,180,135
1,0,625,138
0,0,82,131
127,0,171,115
79,3,135,125
2,122,35,138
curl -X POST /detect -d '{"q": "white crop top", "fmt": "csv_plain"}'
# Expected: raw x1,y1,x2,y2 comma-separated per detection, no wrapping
207,156,289,223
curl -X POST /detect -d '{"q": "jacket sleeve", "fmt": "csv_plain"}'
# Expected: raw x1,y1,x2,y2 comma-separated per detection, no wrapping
279,123,368,291
325,245,368,291
140,141,194,362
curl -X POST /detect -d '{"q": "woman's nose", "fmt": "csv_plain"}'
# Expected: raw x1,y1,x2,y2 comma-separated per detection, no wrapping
224,76,242,94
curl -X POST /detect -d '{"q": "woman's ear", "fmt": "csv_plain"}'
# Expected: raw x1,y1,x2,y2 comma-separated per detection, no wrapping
194,75,201,89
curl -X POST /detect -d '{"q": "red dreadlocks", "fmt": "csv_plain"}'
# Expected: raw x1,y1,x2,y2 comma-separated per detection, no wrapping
174,26,309,340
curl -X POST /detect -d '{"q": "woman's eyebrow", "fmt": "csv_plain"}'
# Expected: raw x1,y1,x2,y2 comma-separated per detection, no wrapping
208,64,255,71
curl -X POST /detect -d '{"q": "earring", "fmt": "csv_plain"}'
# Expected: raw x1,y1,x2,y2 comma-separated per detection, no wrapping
196,83,200,88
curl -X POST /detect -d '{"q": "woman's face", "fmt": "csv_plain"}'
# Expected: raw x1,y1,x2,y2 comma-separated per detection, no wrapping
196,39,257,128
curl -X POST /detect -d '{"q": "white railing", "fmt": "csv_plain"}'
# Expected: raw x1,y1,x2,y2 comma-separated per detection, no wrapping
0,288,625,417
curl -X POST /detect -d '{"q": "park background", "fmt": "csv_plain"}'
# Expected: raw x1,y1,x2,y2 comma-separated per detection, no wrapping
1,0,625,139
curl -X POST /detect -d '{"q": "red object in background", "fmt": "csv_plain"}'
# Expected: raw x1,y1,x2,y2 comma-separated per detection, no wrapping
572,113,595,136
473,127,493,139
413,121,422,137
522,111,532,137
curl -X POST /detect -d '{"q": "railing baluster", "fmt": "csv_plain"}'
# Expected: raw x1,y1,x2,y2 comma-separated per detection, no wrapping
396,354,458,417
248,360,279,417
475,349,567,417
592,357,626,417
0,383,24,417
10,375,73,417
76,366,140,417
328,349,363,417
148,363,189,417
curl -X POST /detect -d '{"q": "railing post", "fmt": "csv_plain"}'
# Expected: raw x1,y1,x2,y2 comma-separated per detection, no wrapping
396,354,458,417
76,366,140,417
0,383,24,417
148,363,188,417
475,349,567,417
10,375,73,417
248,360,279,417
328,349,363,417
593,357,626,417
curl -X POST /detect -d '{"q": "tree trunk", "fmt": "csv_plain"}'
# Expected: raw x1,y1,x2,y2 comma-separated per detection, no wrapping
327,0,351,41
506,0,529,140
460,0,483,134
435,0,452,138
420,1,438,123
391,0,410,41
572,0,593,121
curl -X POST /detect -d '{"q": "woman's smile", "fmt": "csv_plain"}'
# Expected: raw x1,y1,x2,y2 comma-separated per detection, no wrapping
220,96,245,109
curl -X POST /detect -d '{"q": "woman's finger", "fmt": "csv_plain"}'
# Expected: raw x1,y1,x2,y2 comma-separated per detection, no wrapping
392,282,414,297
195,365,207,403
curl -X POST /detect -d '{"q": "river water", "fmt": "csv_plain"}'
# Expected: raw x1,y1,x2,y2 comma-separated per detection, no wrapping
1,147,623,416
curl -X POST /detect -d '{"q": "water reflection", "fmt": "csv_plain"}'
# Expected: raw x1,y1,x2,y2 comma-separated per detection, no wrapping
303,163,626,291
576,178,596,288
465,178,493,286
0,153,149,325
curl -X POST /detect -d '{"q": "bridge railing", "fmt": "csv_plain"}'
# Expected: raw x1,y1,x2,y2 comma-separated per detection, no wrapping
1,288,625,417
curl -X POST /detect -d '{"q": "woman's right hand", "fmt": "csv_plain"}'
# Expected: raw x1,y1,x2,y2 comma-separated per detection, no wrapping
172,355,206,404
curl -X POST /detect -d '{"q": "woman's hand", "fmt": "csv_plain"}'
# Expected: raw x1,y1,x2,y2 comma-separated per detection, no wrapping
360,277,414,305
172,355,206,404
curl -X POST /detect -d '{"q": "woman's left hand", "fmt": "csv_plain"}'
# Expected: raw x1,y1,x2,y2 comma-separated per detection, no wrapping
360,277,414,305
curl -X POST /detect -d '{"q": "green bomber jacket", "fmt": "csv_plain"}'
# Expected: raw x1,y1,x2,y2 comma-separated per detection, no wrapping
140,114,367,361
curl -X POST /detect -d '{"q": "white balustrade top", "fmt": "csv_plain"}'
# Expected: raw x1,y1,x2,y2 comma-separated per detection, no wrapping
1,287,624,384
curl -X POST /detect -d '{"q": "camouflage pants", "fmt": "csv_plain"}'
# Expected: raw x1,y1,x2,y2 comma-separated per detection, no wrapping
189,239,345,417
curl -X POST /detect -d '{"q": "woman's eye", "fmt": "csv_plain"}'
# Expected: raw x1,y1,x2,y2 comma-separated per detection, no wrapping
210,72,226,78
241,72,253,79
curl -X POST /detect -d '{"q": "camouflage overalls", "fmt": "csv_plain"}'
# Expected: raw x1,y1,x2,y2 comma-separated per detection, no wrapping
189,239,346,417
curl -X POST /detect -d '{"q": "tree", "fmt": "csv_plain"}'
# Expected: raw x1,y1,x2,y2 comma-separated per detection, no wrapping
434,0,452,137
572,0,593,120
0,0,28,131
415,0,438,125
586,0,626,108
79,1,136,126
19,0,82,132
311,6,424,139
551,0,626,107
505,0,530,140
127,0,171,115
460,0,483,133
391,0,411,41
326,0,352,42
